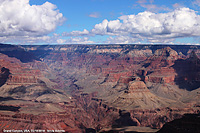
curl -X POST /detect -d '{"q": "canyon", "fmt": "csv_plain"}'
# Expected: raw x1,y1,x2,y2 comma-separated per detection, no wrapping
0,43,200,132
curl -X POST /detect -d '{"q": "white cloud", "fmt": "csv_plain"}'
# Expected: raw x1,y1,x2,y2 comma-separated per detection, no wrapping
0,35,51,44
91,19,109,35
107,20,122,33
105,36,139,44
63,29,90,36
91,19,119,35
57,39,66,44
147,37,175,43
86,7,200,43
64,7,200,44
0,0,64,38
66,37,95,44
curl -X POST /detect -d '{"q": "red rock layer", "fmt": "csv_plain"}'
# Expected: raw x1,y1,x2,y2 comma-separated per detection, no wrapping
0,53,42,86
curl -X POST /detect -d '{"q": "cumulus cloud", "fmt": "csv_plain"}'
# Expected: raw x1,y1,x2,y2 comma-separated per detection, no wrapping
91,19,109,35
64,7,200,44
87,7,200,43
91,19,120,35
0,0,64,38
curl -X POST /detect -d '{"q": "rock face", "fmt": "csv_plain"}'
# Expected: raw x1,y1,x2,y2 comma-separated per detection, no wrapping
0,53,41,86
128,81,148,91
0,44,200,132
0,67,10,87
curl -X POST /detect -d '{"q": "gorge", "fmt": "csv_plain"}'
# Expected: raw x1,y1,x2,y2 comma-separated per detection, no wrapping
0,43,200,132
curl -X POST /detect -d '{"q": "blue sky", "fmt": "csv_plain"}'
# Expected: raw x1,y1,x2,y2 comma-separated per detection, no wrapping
1,0,200,44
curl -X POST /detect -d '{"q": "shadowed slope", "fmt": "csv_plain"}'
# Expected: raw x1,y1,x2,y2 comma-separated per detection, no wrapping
157,113,200,133
173,51,200,91
0,67,10,87
0,44,39,63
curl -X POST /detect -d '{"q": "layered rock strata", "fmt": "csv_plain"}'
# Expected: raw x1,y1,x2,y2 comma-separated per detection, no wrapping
0,44,199,132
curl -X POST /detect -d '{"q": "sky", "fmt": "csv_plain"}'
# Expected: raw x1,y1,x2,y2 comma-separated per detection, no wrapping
1,0,200,45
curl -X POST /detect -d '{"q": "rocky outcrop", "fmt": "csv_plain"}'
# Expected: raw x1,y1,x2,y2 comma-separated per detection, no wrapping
146,67,176,84
106,81,178,110
128,81,148,91
154,47,178,60
144,47,179,69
